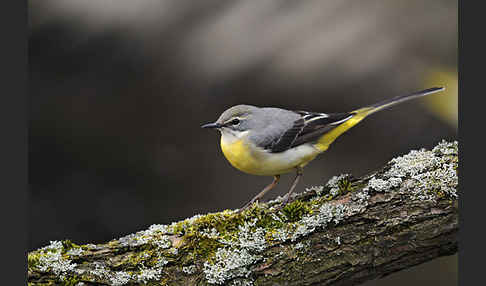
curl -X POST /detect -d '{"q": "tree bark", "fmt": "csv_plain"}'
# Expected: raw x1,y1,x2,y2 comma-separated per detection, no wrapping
28,141,458,286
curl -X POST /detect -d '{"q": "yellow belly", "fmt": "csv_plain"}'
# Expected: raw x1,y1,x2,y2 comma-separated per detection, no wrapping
220,137,319,176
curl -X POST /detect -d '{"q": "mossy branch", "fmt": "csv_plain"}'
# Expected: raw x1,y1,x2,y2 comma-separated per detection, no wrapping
28,141,458,286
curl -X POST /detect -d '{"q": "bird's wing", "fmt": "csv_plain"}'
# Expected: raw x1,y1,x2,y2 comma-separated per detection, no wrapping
265,111,354,153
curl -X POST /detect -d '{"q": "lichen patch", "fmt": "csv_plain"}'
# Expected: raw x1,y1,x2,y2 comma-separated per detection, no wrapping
364,140,458,202
203,247,261,285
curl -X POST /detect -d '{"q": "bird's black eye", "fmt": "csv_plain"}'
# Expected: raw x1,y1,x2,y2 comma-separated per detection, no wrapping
231,118,240,125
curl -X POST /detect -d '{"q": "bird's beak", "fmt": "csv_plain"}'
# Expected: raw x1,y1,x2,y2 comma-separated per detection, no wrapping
201,122,222,129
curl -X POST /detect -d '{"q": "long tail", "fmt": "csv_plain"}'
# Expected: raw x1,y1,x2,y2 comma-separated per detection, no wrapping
315,87,445,151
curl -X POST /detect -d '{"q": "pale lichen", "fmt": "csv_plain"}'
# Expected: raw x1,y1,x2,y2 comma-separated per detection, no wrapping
200,227,220,239
325,174,350,197
236,225,266,252
335,236,341,245
85,261,131,286
118,223,172,249
136,267,162,284
156,256,169,268
87,261,110,279
110,271,132,286
294,241,311,250
203,247,261,285
182,264,197,275
363,140,459,201
229,278,255,286
432,140,458,156
202,218,269,284
367,177,401,192
35,241,77,280
84,243,101,250
66,247,84,257
291,203,348,241
74,228,170,285
118,233,148,247
305,185,324,196
353,188,370,205
272,227,291,242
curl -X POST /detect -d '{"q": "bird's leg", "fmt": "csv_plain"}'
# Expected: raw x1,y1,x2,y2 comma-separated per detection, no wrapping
238,175,280,213
280,167,303,208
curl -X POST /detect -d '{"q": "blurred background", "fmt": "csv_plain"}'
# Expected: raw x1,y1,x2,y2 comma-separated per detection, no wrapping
28,0,457,285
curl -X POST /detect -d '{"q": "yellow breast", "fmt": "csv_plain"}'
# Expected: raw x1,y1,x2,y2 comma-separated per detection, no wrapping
220,138,263,175
220,136,320,176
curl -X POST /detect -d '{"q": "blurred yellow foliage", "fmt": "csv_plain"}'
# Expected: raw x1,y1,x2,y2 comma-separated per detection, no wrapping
422,69,458,129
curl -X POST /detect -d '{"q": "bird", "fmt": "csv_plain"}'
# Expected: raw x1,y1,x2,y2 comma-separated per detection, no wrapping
201,87,444,212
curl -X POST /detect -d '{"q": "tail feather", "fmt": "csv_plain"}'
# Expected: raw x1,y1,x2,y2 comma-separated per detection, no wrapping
353,87,445,116
314,87,444,152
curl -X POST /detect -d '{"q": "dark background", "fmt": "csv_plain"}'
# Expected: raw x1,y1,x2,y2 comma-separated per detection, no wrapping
29,0,457,285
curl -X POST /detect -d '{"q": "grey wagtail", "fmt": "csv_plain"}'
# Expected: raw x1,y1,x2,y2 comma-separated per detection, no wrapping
202,87,444,212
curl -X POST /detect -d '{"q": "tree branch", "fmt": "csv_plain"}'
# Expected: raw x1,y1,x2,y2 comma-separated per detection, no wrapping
28,140,458,286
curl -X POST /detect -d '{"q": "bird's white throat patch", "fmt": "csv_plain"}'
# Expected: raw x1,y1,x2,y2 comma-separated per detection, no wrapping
220,129,249,145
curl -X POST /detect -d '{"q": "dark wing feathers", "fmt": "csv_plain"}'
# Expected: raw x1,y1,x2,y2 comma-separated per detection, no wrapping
266,111,354,153
267,117,306,152
290,112,353,148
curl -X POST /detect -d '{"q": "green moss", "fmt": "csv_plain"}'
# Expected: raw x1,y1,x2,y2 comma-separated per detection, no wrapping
282,200,312,222
182,233,225,260
113,249,155,268
198,212,243,236
171,211,245,238
348,181,367,193
62,275,84,286
28,252,41,269
166,206,293,262
28,282,57,286
337,177,352,193
244,206,284,230
170,221,186,235
61,240,80,252
108,239,121,248
168,205,300,265
27,274,86,286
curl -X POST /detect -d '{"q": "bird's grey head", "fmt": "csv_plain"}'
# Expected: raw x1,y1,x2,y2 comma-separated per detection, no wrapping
201,104,259,135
